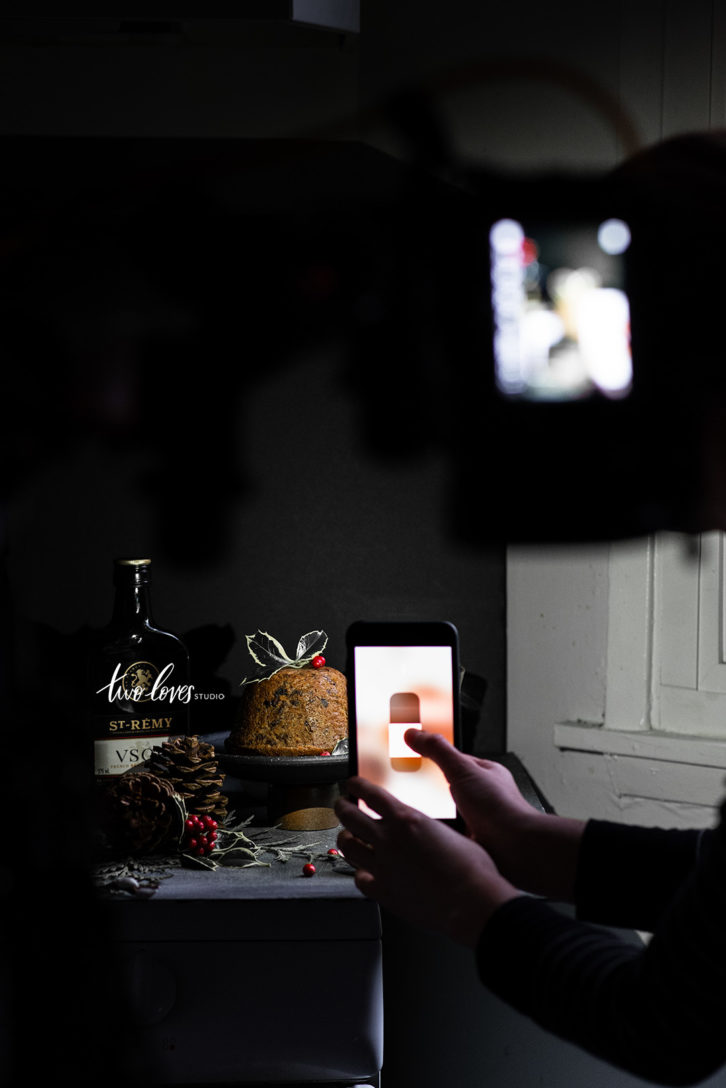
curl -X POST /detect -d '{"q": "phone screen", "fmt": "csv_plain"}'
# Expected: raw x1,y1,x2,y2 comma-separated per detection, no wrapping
490,216,632,402
352,643,456,820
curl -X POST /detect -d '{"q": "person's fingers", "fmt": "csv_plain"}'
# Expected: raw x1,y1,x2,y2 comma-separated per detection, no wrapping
403,728,454,757
344,775,407,820
335,795,383,844
337,828,375,869
403,730,510,778
403,729,472,775
353,869,377,898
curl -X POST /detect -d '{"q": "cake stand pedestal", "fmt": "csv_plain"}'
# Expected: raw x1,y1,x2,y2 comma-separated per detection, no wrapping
219,745,349,830
266,781,340,829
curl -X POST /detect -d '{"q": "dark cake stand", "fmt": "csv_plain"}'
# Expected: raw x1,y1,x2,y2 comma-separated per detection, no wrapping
219,743,349,830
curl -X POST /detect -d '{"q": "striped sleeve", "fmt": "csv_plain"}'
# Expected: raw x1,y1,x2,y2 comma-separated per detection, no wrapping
475,806,726,1085
574,818,706,930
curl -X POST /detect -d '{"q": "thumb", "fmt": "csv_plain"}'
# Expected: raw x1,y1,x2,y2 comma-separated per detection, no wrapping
404,729,469,778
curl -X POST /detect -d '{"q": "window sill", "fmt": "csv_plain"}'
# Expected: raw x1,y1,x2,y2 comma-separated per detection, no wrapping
554,722,726,769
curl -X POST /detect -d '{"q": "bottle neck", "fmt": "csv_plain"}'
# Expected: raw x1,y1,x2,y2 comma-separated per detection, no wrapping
111,578,154,628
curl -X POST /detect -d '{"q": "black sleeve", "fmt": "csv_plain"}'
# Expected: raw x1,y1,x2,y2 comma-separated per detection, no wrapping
574,818,708,931
475,806,726,1086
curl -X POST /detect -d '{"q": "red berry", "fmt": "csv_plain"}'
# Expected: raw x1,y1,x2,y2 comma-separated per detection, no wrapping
184,818,195,831
209,830,218,843
188,838,198,850
327,848,339,856
302,863,316,877
319,750,331,757
195,846,206,856
312,655,326,669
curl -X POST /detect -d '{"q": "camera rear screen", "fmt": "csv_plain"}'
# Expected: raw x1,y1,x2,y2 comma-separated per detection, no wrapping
353,644,456,820
490,217,632,401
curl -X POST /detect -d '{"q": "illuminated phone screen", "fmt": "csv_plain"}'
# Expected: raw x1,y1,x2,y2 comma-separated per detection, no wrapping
353,644,456,820
490,216,632,402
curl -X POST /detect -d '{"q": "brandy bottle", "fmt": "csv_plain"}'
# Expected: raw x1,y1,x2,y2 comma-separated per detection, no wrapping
89,557,191,779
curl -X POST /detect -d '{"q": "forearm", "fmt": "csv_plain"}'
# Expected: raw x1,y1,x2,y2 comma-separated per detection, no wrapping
493,811,705,927
491,810,586,903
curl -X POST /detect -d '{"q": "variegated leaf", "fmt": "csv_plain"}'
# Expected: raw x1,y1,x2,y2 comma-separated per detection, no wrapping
245,630,294,670
181,852,218,870
240,628,329,685
295,630,328,662
240,662,289,686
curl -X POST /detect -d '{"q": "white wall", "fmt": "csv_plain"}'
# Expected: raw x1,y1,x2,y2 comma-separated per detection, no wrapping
508,535,726,829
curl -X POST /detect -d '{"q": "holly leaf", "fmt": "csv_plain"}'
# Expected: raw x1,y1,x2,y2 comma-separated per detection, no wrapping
240,628,329,685
295,630,328,663
181,852,218,870
240,630,293,685
216,846,259,865
240,663,287,685
246,630,294,670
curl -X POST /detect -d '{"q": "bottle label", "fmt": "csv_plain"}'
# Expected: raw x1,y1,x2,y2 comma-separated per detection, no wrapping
94,736,170,777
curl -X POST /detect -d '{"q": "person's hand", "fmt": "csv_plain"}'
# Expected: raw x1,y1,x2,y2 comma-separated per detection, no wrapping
402,730,537,853
335,775,519,947
402,731,585,901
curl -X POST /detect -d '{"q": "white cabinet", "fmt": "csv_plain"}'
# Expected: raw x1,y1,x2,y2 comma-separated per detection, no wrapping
545,534,726,827
509,532,726,829
593,531,726,737
657,532,726,728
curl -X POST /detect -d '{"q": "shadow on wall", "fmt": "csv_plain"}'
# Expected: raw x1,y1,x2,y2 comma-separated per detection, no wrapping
2,135,475,566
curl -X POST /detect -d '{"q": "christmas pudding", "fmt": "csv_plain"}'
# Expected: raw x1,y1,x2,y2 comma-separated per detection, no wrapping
226,629,348,758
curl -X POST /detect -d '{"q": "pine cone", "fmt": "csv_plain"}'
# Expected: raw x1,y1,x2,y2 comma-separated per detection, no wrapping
99,771,182,856
147,735,228,822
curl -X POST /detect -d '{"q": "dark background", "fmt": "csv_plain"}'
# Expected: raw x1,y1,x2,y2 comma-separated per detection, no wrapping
2,13,507,758
2,12,508,1087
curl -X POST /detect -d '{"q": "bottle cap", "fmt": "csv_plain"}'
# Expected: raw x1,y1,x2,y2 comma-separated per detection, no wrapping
113,557,152,586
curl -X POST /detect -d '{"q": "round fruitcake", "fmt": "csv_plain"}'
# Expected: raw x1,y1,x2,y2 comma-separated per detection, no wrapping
227,665,347,757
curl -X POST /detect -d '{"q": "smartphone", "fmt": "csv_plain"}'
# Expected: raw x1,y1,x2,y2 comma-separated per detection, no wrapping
346,620,461,826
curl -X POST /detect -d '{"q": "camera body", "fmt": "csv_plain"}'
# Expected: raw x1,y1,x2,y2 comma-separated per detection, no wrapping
348,155,716,543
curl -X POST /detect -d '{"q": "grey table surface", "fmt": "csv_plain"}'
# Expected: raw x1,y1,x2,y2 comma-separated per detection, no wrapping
94,736,548,943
